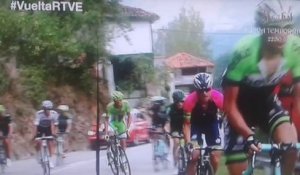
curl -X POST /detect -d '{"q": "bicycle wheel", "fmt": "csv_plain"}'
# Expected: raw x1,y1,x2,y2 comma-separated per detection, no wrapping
42,161,51,175
0,164,5,175
41,146,51,175
118,146,131,175
107,145,119,175
177,147,186,175
198,162,214,175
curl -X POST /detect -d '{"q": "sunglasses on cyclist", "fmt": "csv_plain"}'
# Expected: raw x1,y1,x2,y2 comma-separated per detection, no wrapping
197,88,211,93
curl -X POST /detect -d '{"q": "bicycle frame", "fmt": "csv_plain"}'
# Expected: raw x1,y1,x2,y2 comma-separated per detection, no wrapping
243,143,300,175
172,134,187,174
106,127,131,175
36,136,53,175
56,133,66,166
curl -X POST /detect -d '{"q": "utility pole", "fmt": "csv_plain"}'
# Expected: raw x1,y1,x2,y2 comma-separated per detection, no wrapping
96,25,100,175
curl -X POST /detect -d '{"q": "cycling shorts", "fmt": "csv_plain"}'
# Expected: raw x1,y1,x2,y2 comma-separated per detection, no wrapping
110,121,127,139
224,95,291,164
36,126,52,137
191,118,222,148
0,126,9,137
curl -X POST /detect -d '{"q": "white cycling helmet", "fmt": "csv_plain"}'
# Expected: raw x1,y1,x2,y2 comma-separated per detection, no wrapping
42,100,53,110
255,0,293,28
57,105,69,112
193,73,213,90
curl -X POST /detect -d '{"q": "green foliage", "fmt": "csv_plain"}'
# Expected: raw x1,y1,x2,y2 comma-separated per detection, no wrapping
154,8,210,57
0,65,9,95
0,0,123,101
21,66,48,106
113,55,155,94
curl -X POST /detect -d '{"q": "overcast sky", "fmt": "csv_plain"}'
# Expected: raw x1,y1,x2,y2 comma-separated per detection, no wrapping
121,0,300,33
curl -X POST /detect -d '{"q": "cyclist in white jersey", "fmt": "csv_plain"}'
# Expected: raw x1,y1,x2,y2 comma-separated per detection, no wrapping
34,100,58,168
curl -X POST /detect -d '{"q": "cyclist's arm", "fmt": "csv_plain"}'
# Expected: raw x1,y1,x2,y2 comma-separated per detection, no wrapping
183,113,191,143
126,112,131,129
293,82,300,117
182,92,197,143
7,116,13,137
66,118,72,133
104,112,110,134
223,85,254,139
52,111,59,135
34,112,40,135
124,101,131,128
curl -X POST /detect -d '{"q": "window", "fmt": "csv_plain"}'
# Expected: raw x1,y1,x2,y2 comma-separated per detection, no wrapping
181,67,206,75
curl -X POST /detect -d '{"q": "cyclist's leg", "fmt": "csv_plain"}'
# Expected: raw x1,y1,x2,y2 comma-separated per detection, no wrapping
224,120,248,175
204,118,222,173
171,131,180,166
267,100,298,175
3,138,12,159
186,126,201,175
113,121,127,150
35,126,43,152
2,128,11,160
44,127,54,157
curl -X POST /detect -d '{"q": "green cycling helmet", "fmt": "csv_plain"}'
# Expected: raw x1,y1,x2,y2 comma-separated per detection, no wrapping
255,0,294,28
172,90,185,103
112,91,124,101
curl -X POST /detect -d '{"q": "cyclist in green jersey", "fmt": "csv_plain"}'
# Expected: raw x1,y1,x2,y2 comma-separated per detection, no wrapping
105,91,131,149
222,1,300,174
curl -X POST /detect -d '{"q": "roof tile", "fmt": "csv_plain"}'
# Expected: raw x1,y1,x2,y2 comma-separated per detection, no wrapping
165,52,214,68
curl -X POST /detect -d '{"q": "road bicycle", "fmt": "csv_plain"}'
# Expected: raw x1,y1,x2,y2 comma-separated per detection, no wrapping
186,143,222,175
55,132,67,166
106,128,131,175
0,136,6,175
149,128,170,172
35,136,54,175
243,143,300,175
171,133,187,175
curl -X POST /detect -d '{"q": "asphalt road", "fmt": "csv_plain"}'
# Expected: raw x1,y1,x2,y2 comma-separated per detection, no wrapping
5,143,178,175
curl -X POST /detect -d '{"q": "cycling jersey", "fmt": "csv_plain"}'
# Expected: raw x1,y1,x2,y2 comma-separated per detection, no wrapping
57,114,72,133
0,114,11,136
34,110,58,127
166,104,184,133
150,103,169,128
183,89,223,122
106,100,131,134
223,34,300,164
34,110,58,137
183,89,224,147
223,35,300,87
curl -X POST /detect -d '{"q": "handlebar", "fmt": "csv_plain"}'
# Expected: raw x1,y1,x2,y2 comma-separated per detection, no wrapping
35,136,54,141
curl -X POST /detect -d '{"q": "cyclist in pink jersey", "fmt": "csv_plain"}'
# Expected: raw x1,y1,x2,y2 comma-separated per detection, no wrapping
183,72,224,175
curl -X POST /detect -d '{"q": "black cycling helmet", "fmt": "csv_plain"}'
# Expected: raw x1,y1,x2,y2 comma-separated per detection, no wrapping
172,90,185,103
193,72,213,90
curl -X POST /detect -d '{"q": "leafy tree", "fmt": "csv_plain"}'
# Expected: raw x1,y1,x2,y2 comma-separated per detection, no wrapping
112,54,155,95
213,53,231,89
0,0,123,105
154,8,210,58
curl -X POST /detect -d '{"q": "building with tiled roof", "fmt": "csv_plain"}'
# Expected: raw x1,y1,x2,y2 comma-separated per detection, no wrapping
104,4,160,106
120,5,159,23
165,52,214,69
165,52,215,94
